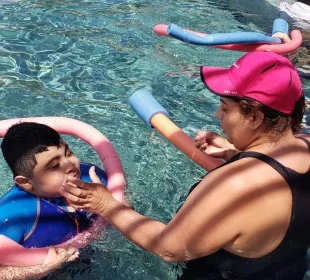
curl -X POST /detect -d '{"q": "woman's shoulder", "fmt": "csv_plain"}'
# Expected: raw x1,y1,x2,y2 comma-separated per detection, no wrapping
197,150,296,197
196,156,270,196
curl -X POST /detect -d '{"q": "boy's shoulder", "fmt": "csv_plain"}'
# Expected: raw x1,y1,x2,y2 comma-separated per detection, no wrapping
0,185,38,222
0,185,38,243
0,184,37,209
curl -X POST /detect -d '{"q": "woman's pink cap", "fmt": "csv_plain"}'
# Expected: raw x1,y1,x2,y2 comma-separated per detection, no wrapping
200,51,303,115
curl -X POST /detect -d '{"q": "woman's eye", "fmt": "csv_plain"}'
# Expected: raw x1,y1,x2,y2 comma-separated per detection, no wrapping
66,150,73,157
221,107,227,112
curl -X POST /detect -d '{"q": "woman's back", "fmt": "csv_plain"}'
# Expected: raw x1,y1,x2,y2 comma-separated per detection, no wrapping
183,135,310,278
224,136,310,256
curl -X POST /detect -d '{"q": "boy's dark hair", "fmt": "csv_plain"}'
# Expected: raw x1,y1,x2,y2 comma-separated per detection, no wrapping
1,122,61,177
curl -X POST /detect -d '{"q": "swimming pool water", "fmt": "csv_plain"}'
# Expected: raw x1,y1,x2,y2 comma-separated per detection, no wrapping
0,0,309,279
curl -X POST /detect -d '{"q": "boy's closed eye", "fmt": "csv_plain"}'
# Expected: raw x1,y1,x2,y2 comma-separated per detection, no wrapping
50,162,60,169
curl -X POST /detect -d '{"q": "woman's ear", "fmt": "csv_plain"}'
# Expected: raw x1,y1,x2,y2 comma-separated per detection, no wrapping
249,110,264,130
14,176,33,192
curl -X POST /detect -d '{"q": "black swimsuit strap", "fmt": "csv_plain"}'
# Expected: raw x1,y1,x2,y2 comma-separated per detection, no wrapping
189,151,289,194
228,151,292,183
190,137,310,194
227,137,310,183
297,137,310,151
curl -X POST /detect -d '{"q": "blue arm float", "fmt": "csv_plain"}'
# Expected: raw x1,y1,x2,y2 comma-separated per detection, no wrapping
167,23,282,46
272,18,289,35
129,90,169,128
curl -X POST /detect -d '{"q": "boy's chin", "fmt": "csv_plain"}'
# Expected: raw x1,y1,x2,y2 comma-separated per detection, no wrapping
39,192,63,199
54,192,63,198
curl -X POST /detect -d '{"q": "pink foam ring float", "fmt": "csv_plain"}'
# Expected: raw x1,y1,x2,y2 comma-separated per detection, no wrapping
0,117,126,266
153,24,302,54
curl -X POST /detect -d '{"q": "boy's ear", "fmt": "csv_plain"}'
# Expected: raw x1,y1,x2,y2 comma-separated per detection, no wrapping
14,176,33,192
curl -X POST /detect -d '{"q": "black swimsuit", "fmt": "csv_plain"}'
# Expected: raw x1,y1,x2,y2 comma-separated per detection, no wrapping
178,138,310,280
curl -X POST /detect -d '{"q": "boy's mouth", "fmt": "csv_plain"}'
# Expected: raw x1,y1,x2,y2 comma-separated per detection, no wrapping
74,170,81,179
70,169,80,180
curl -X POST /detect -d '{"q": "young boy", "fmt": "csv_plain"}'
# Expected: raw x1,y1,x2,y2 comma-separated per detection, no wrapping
0,122,106,248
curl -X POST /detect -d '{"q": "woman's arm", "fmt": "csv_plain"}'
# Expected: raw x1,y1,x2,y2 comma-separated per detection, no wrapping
60,166,245,262
0,263,55,280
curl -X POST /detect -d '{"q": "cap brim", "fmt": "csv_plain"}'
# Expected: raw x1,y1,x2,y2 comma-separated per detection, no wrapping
200,66,238,96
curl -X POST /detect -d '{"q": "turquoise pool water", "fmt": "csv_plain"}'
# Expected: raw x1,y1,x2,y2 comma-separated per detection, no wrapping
0,0,309,279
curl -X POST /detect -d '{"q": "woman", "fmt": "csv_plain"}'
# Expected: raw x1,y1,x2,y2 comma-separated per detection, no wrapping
61,51,310,280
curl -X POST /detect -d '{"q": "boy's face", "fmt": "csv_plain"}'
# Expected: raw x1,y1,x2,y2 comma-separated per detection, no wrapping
28,139,80,198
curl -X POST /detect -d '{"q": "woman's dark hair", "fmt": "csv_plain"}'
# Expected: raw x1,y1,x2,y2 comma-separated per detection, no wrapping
1,122,60,177
232,94,306,135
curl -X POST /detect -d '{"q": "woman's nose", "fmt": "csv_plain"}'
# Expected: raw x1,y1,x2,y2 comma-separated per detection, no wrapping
215,107,222,119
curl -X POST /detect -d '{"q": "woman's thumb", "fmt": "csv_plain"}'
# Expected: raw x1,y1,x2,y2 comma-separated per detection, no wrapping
89,166,101,183
205,145,226,158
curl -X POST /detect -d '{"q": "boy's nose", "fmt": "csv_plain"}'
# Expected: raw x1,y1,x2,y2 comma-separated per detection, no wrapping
64,159,78,175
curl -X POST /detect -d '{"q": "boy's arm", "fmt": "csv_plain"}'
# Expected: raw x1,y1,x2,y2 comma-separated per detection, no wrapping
0,203,49,267
0,235,47,266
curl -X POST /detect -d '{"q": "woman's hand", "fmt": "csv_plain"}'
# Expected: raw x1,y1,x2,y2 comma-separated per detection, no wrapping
44,246,79,267
194,130,238,161
272,32,291,44
60,166,114,215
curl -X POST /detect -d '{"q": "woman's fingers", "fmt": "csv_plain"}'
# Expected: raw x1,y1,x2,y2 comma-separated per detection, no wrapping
272,32,291,43
61,181,88,198
60,183,90,206
66,247,79,262
54,247,79,264
194,139,206,148
68,251,79,262
61,190,79,204
89,166,102,184
61,176,114,214
195,130,207,139
195,130,220,145
67,176,89,189
197,142,227,158
53,248,69,266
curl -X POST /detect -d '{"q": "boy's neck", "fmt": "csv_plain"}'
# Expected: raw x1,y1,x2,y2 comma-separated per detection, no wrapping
47,197,76,212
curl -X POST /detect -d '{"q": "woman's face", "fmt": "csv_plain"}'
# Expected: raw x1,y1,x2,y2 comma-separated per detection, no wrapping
215,97,252,150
